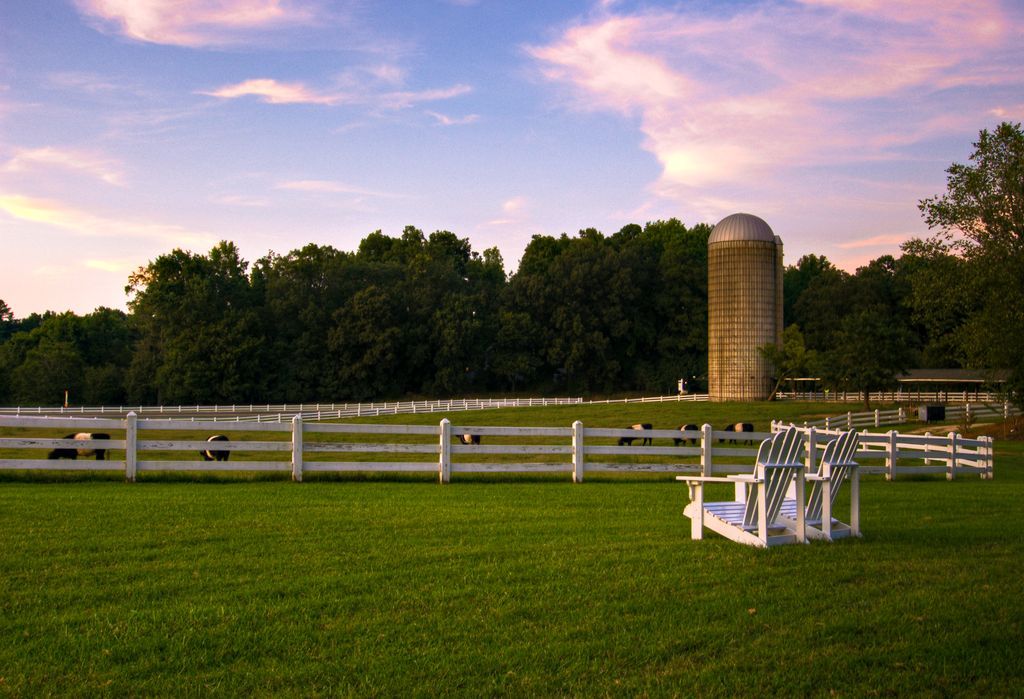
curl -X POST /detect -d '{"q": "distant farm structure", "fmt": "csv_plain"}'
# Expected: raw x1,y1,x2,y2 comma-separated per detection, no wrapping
707,213,783,402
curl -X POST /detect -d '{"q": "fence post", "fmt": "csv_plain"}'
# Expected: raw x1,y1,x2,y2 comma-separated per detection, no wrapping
898,406,906,423
984,436,994,480
874,409,880,428
701,423,713,476
805,426,818,473
1005,401,1010,420
291,415,303,482
125,411,137,483
886,430,897,481
847,411,852,430
572,420,584,483
439,419,451,484
947,431,957,481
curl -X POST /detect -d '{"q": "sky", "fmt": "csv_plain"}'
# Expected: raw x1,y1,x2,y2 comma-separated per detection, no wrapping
1,0,1022,317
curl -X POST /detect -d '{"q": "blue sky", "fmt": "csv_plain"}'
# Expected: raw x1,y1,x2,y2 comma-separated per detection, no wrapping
2,0,1022,315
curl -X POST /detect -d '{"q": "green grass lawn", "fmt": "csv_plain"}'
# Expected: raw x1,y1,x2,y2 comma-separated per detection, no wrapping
1,405,1021,696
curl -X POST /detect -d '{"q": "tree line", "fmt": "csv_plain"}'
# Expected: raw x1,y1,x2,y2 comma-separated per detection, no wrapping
1,123,1020,406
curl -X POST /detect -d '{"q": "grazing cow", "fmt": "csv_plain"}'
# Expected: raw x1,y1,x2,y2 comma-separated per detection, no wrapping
617,423,653,446
458,433,481,445
201,435,230,461
47,433,110,460
673,424,700,447
719,422,755,444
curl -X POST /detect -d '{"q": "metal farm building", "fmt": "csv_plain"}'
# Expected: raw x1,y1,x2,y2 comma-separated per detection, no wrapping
707,213,783,401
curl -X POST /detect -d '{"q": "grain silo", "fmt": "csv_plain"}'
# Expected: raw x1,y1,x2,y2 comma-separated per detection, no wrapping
707,213,783,401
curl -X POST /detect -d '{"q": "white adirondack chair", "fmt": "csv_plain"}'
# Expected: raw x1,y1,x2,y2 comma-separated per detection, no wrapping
676,426,806,548
778,430,861,541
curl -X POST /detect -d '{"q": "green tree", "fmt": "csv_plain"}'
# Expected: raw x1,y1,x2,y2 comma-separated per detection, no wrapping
11,337,84,405
788,260,851,352
759,325,819,398
127,242,265,404
328,284,408,400
0,299,14,343
252,244,359,401
783,255,837,325
819,307,915,408
913,121,1024,402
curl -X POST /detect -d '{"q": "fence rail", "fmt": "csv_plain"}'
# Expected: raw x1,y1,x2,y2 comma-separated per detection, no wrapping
772,422,993,480
778,390,1007,403
0,397,587,422
0,414,993,482
0,394,712,423
798,402,1019,431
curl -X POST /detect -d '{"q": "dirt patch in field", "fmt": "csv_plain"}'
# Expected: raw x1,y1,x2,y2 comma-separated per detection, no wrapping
959,417,1024,441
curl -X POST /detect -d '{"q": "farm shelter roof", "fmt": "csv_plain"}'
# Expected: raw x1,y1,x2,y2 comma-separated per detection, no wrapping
896,369,1009,384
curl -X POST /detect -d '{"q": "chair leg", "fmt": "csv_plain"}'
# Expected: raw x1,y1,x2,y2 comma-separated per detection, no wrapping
850,469,860,537
689,483,704,540
821,479,832,540
756,469,768,545
795,470,806,544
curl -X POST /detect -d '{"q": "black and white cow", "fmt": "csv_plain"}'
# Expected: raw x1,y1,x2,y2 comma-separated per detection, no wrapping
47,433,110,460
201,435,230,461
458,433,481,445
617,423,653,446
673,424,700,447
719,422,755,444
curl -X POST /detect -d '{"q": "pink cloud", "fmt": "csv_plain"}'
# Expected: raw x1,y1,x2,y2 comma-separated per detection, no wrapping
73,0,317,47
0,193,215,247
200,78,341,105
527,0,1018,217
275,180,400,198
990,105,1024,120
201,78,471,110
3,147,126,186
426,110,480,126
836,233,916,250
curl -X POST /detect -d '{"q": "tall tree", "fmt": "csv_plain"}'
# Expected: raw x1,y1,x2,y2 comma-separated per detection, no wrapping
252,244,359,401
819,307,916,408
759,325,819,398
783,254,837,326
0,299,14,343
913,121,1024,402
126,242,265,404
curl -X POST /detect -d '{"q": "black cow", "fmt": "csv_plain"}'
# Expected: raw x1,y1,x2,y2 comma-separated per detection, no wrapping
458,433,481,445
47,432,110,460
201,435,230,461
719,422,755,444
673,423,700,447
617,423,653,446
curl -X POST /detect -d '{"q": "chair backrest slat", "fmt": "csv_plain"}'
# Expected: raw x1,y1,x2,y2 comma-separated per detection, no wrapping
805,430,860,521
743,426,804,527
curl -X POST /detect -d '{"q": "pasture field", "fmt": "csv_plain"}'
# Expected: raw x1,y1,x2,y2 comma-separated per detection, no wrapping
1,402,1021,696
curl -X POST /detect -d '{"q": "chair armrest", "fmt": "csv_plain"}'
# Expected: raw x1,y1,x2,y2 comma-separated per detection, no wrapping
675,476,751,483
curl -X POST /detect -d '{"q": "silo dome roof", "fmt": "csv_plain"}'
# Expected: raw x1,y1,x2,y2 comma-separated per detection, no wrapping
708,213,776,244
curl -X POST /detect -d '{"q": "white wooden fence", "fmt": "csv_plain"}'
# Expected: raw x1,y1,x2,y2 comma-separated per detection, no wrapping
0,397,587,422
0,414,993,482
799,402,1019,431
0,394,713,423
778,390,1006,403
773,423,993,481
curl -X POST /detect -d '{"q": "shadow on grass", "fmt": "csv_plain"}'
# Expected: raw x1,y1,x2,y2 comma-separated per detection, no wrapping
0,469,680,486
